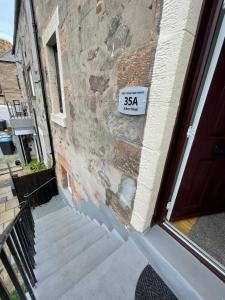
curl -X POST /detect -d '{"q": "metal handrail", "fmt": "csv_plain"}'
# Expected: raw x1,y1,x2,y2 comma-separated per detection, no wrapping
0,174,57,299
0,201,27,249
0,199,36,299
24,176,56,198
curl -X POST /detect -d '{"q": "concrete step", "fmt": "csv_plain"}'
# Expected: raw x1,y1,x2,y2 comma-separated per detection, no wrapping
60,239,147,300
35,213,81,238
75,200,128,240
35,225,107,281
35,217,89,252
32,197,66,220
35,206,73,228
35,221,99,264
35,232,123,300
79,201,114,230
99,203,129,240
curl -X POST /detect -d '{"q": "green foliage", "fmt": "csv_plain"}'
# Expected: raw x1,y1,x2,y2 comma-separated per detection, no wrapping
10,289,19,300
10,283,27,300
29,158,46,173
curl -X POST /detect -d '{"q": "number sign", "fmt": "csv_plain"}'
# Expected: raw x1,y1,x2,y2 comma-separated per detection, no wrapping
118,86,148,115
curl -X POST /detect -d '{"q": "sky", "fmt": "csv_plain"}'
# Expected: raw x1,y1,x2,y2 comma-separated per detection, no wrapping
0,0,15,43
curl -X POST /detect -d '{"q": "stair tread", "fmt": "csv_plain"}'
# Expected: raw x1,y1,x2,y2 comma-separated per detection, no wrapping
60,239,148,300
35,213,82,239
35,217,89,251
81,201,114,230
35,221,100,264
35,232,123,300
35,206,72,227
99,204,129,240
33,198,66,220
35,225,107,281
33,198,67,220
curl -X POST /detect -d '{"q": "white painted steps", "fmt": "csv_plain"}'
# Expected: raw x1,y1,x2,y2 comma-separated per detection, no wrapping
33,198,147,300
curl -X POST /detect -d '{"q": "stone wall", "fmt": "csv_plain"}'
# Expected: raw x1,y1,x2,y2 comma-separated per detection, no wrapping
33,0,162,225
14,1,52,165
0,61,22,105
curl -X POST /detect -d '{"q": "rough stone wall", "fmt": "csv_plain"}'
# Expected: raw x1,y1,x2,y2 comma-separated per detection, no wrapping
0,61,23,105
34,0,162,225
14,1,52,165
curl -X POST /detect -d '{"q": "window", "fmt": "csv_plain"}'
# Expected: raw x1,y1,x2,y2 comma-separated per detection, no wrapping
49,35,63,113
13,100,22,113
16,75,21,90
42,7,66,127
27,67,36,97
66,172,72,193
61,166,72,192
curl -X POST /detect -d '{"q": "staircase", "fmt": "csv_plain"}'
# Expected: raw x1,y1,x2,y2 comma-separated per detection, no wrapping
32,197,147,299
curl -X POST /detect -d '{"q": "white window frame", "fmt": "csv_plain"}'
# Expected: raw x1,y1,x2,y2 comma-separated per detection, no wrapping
42,7,66,127
28,67,35,97
66,172,72,193
38,127,48,165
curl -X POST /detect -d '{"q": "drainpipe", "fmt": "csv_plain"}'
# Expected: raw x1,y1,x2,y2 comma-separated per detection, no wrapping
28,0,56,168
32,107,43,161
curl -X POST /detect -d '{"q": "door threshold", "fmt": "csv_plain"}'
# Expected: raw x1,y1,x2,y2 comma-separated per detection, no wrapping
162,221,225,280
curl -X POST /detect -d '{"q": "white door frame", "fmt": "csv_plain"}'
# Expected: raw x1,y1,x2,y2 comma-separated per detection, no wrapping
166,7,225,220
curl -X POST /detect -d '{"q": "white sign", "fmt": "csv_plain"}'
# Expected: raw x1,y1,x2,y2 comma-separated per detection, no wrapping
118,86,148,115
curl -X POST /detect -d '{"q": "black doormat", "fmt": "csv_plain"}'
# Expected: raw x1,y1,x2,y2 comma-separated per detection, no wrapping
135,265,178,300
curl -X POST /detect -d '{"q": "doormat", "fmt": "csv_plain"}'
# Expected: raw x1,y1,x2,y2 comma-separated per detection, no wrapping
135,265,178,300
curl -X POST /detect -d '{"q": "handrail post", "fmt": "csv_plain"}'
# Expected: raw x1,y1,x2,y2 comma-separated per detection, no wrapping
0,249,27,300
7,237,36,300
11,229,37,286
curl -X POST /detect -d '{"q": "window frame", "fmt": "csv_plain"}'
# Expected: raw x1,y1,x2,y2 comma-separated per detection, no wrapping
16,75,21,90
27,67,36,97
24,65,36,100
66,172,72,193
42,7,66,127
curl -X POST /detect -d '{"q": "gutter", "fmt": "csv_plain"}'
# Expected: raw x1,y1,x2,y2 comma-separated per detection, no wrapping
12,0,21,54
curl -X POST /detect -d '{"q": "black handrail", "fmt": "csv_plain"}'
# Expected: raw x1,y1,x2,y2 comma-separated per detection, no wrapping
0,175,57,299
0,200,36,300
0,202,27,251
24,176,56,198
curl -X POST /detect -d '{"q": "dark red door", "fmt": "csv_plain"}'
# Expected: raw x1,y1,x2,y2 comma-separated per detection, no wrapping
171,41,225,221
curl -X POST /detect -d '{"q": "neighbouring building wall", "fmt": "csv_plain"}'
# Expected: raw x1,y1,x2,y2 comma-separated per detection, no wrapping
0,105,10,126
14,1,52,166
33,0,162,225
131,0,204,231
0,39,11,56
0,61,23,105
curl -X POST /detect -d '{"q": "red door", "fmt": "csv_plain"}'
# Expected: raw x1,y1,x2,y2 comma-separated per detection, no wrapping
171,41,225,221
